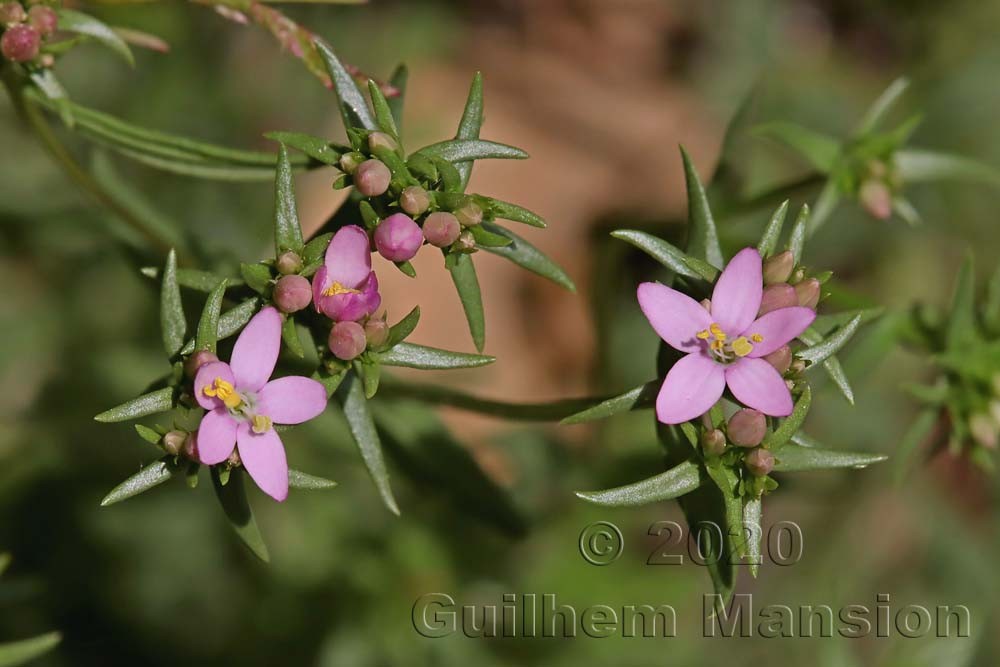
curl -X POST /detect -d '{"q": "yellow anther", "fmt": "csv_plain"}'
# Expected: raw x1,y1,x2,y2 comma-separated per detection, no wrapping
731,337,754,357
710,340,724,352
204,377,242,409
696,329,711,340
322,281,361,297
709,323,726,341
251,414,273,434
751,333,764,343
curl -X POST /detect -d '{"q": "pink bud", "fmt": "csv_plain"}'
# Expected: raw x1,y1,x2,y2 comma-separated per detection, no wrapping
354,159,391,197
422,211,461,248
374,213,422,262
274,274,312,313
763,250,794,285
275,250,302,275
728,409,767,447
0,2,27,24
1,25,39,62
27,5,56,36
794,278,821,309
162,430,187,456
701,428,726,456
763,345,792,375
184,350,219,378
453,200,483,227
745,447,775,477
759,283,799,316
399,186,430,216
329,320,366,360
364,315,389,348
859,179,892,220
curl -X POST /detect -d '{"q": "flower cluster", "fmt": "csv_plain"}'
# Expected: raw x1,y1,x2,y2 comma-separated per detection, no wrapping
0,1,57,65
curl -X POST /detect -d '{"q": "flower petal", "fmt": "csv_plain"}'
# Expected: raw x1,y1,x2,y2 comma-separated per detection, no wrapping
237,422,288,502
655,352,726,424
317,272,381,322
325,224,372,288
258,376,328,425
744,307,816,357
711,247,763,335
230,306,282,391
312,264,330,313
193,361,235,410
637,282,712,353
725,357,793,417
196,407,238,465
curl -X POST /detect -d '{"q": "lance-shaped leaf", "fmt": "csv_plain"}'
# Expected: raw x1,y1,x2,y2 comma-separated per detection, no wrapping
141,267,240,293
134,424,161,445
892,408,938,484
0,632,62,667
759,387,811,451
95,387,175,423
680,146,724,269
315,41,377,131
703,463,747,563
336,373,399,515
756,200,789,257
483,197,546,228
211,467,269,562
855,77,909,135
481,222,576,291
273,145,304,254
799,315,863,365
576,460,702,507
160,249,186,357
773,444,887,472
384,306,420,349
195,279,227,353
448,252,486,352
469,224,513,248
288,469,337,490
822,356,855,405
387,64,408,131
894,149,1000,187
742,497,762,578
753,122,839,172
787,203,809,263
611,229,718,282
263,131,340,165
414,139,527,164
561,380,659,425
945,254,978,350
378,343,495,370
807,180,840,237
57,9,134,66
281,317,304,358
367,80,399,138
180,298,260,355
454,71,483,189
101,458,175,506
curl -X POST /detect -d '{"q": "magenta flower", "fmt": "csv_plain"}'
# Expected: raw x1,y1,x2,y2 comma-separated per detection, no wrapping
312,225,381,322
193,307,327,501
637,248,816,425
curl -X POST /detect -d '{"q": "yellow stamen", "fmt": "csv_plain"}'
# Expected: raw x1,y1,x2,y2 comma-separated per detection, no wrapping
731,336,754,357
251,414,272,434
322,281,361,297
710,340,724,352
751,333,764,343
709,323,726,341
203,377,242,409
696,329,711,340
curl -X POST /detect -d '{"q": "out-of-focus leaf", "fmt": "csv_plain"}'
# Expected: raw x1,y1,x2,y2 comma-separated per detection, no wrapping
576,461,702,507
756,200,789,257
447,252,486,352
315,41,377,131
195,279,227,353
288,469,337,490
273,145,304,254
799,315,862,365
787,204,809,263
807,179,840,236
812,307,884,335
754,122,839,172
57,9,134,66
480,223,576,291
336,373,399,515
484,197,546,228
561,380,659,425
822,356,855,405
895,149,1000,187
378,343,495,370
762,387,811,450
892,196,922,227
387,64,408,131
945,254,978,350
367,80,399,139
100,459,175,506
180,298,260,355
414,139,527,164
95,387,175,423
893,408,938,484
0,553,9,578
984,265,1000,334
611,229,717,282
0,632,62,667
454,72,484,189
141,267,240,292
855,77,909,135
773,444,887,472
264,131,340,165
211,467,269,562
160,249,186,357
680,146,724,268
29,69,73,126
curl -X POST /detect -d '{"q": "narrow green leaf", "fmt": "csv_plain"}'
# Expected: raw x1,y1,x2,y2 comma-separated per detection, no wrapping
313,367,347,397
337,373,399,515
379,343,495,370
273,144,304,253
281,316,304,358
703,464,746,563
211,467,270,562
561,380,659,425
680,146,724,268
264,131,340,165
468,224,513,248
756,200,789,257
367,80,399,138
195,279,227,353
57,9,134,66
822,356,855,405
180,298,260,355
134,424,161,445
141,267,239,293
160,249,186,357
774,444,887,472
800,315,863,365
945,254,977,350
314,40,377,131
100,459,174,506
303,232,333,266
240,263,273,295
894,149,1000,187
610,229,718,282
892,409,938,483
385,306,420,348
288,469,337,490
743,498,762,578
762,386,811,451
806,179,840,237
484,197,546,228
448,252,486,352
753,122,839,172
29,69,73,127
415,139,527,163
787,204,809,264
892,196,922,226
481,222,576,291
454,71,484,189
855,77,909,135
576,460,702,507
387,64,408,131
95,387,174,422
0,632,62,667
356,360,381,399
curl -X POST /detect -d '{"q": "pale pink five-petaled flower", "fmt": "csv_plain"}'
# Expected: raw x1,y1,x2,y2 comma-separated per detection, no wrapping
193,307,328,501
312,224,381,322
637,247,815,425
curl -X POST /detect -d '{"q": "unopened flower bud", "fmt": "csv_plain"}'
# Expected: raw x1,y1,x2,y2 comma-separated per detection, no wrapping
701,428,726,456
728,409,767,447
0,2,27,24
790,266,806,285
339,151,364,174
763,250,794,285
364,315,389,348
27,5,56,36
1,24,39,62
182,433,198,459
745,447,775,477
367,131,398,153
453,200,483,227
969,413,998,450
759,283,798,315
329,321,367,360
275,250,302,275
763,345,792,375
789,359,807,374
274,274,312,313
227,449,242,467
455,230,476,253
374,212,422,262
423,211,461,248
161,430,187,456
184,350,219,377
859,179,892,220
794,278,821,309
354,159,391,197
399,186,430,216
